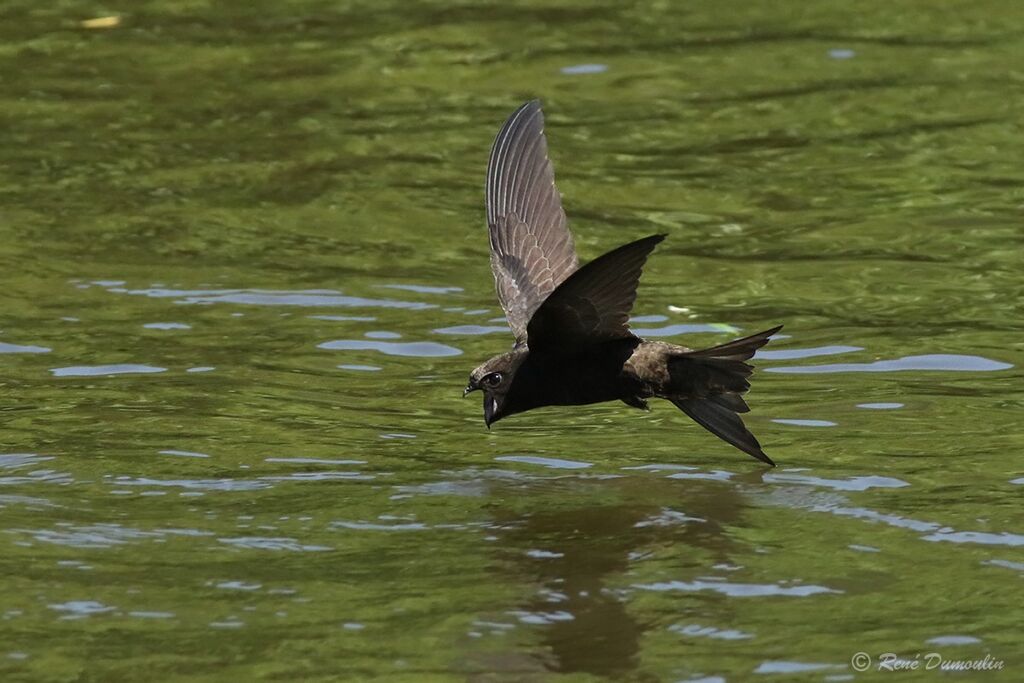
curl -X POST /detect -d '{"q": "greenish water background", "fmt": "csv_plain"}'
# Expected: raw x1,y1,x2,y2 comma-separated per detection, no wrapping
1,1,1022,681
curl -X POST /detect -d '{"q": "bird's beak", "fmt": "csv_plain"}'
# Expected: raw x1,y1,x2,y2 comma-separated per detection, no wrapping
463,383,477,398
483,395,498,429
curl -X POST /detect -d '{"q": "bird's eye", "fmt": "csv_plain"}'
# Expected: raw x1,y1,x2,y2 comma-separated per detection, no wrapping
483,372,503,387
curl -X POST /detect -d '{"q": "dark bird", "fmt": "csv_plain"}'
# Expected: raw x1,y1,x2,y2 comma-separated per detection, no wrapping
464,100,783,466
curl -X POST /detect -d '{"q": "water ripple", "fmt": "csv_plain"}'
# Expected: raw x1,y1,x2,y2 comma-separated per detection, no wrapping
634,579,842,597
159,449,210,459
143,322,191,330
633,323,740,337
218,537,332,552
433,324,509,335
772,419,837,427
927,635,982,645
766,354,1012,374
669,623,754,640
0,454,53,470
0,342,51,354
13,524,213,548
757,345,862,361
319,339,462,357
51,364,167,377
766,473,909,491
560,63,608,75
668,469,734,482
635,509,705,527
922,530,1024,547
113,477,270,491
264,457,366,465
118,287,436,310
48,600,115,618
754,661,842,674
260,472,374,482
494,455,593,470
379,284,462,294
0,470,72,486
332,520,429,532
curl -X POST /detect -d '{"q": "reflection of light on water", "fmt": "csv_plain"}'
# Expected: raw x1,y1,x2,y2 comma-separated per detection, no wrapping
116,287,438,310
857,402,904,409
261,472,374,482
265,457,366,465
766,354,1012,373
754,661,842,674
142,322,191,330
433,324,509,335
48,600,116,619
772,418,837,427
765,473,909,491
338,364,382,371
805,504,1024,547
14,524,213,549
319,339,461,357
632,323,740,337
216,581,261,591
634,579,842,597
128,611,175,619
668,469,734,482
0,454,54,470
113,477,270,492
309,315,376,322
495,455,593,470
670,623,753,640
332,520,428,532
218,537,332,552
0,342,51,354
757,345,862,360
634,508,705,527
922,530,1024,547
51,364,167,377
560,63,608,75
927,635,981,645
378,283,462,294
508,609,574,624
985,559,1024,572
159,449,210,458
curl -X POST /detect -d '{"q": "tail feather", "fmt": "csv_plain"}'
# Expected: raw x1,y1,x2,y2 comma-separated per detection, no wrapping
673,398,774,466
686,325,783,361
710,392,749,414
669,325,782,465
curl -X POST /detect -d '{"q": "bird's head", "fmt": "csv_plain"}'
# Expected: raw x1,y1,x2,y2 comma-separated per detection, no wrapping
464,350,525,427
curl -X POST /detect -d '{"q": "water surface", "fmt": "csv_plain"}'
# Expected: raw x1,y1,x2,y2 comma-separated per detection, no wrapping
1,1,1022,681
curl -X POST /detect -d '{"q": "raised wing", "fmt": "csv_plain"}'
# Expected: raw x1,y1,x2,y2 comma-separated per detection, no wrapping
486,100,578,344
526,234,666,352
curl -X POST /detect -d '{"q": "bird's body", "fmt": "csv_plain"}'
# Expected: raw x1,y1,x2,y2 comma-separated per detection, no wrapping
465,100,782,466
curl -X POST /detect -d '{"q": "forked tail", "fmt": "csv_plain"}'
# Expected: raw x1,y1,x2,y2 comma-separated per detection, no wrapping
669,325,782,466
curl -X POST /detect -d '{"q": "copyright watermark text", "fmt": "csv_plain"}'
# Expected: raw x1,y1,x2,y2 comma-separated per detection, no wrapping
851,651,1004,673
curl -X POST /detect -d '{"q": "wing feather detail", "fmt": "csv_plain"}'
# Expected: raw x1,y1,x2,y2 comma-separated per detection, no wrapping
486,101,578,343
526,234,666,351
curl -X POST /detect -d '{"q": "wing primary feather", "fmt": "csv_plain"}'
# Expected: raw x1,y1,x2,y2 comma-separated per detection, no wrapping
485,101,579,344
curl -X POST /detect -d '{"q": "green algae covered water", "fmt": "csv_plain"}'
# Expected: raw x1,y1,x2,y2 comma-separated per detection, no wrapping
1,1,1022,681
